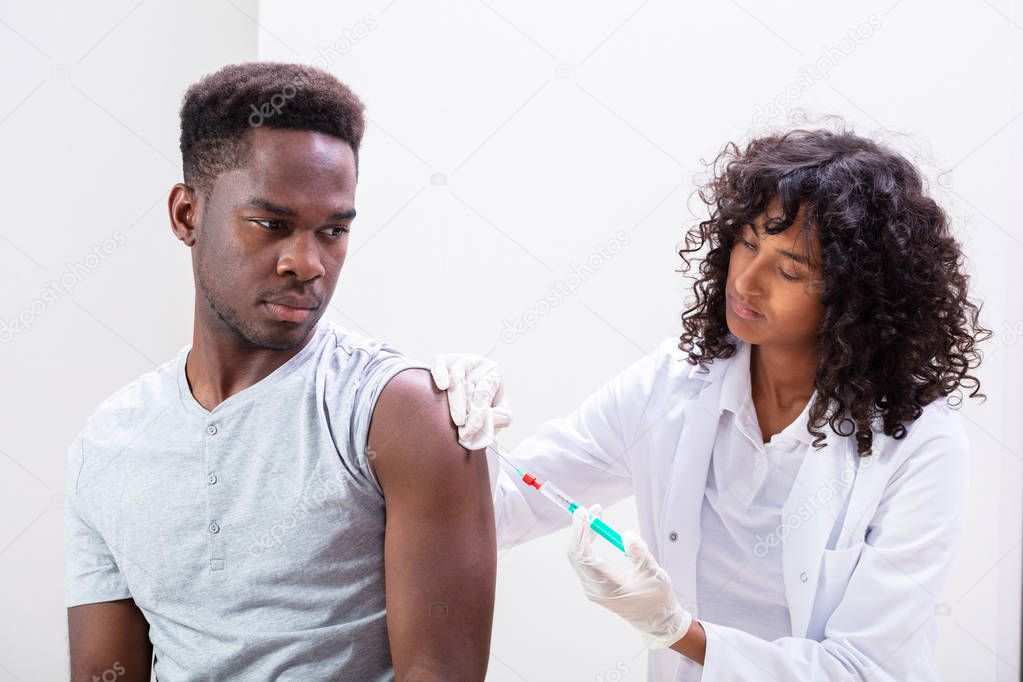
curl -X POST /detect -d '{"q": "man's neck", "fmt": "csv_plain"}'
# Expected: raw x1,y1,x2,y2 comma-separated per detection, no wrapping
184,310,314,411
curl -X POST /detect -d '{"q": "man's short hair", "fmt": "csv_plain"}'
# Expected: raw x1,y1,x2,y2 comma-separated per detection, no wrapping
179,62,365,195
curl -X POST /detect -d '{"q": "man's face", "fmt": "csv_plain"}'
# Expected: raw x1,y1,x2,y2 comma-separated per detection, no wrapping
725,198,825,348
192,127,357,350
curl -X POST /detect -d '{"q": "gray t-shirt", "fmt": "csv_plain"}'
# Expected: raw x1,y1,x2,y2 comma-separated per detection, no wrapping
65,321,425,680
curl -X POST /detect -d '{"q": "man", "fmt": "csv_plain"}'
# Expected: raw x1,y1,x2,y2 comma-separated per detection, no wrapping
65,62,495,681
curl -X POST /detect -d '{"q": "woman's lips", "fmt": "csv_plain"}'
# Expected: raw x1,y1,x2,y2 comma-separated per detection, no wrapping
264,301,314,323
729,295,764,320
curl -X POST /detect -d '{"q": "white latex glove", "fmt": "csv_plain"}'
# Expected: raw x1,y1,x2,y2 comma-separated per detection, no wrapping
567,504,694,650
431,353,513,450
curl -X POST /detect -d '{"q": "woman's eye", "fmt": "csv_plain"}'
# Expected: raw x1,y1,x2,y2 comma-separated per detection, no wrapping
778,268,800,281
742,239,756,250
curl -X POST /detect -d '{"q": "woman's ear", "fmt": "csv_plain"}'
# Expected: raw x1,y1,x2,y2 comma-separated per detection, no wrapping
168,183,201,247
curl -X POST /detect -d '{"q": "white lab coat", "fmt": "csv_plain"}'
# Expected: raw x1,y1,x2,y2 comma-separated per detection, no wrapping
488,337,970,681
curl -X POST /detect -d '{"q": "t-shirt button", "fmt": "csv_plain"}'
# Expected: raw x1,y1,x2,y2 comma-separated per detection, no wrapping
669,531,679,542
206,424,218,436
800,571,808,583
209,521,220,534
207,473,218,485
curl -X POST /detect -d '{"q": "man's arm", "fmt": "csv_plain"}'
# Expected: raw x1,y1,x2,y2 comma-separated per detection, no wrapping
369,368,496,681
68,599,153,682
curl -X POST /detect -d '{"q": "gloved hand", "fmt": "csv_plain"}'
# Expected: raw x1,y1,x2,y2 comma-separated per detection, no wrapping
567,504,694,650
431,353,513,450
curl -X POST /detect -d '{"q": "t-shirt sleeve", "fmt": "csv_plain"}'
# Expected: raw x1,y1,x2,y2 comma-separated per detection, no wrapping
347,346,429,496
323,335,430,497
64,433,131,608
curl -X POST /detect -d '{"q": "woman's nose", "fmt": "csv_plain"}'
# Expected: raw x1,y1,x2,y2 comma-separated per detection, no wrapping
732,259,765,298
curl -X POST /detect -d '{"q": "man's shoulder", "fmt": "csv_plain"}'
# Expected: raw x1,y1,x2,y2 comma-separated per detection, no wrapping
70,350,185,489
317,323,429,471
368,366,475,484
321,321,400,365
363,367,440,441
319,321,426,385
87,351,182,426
373,367,436,407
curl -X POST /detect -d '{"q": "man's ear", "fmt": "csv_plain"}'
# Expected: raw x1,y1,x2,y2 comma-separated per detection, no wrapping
169,183,201,247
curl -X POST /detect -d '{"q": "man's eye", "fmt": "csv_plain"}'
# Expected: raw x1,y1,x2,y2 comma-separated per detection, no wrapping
323,226,350,238
253,219,285,231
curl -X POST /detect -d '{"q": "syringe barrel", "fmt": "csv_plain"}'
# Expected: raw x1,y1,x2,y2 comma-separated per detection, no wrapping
539,481,626,552
590,516,625,552
537,481,574,510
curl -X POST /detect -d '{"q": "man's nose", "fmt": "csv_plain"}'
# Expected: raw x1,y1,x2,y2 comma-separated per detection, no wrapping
277,231,325,281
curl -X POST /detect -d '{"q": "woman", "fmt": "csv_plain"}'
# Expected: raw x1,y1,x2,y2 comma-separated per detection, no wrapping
433,127,990,681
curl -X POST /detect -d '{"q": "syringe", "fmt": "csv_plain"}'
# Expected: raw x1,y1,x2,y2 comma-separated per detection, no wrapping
489,444,625,553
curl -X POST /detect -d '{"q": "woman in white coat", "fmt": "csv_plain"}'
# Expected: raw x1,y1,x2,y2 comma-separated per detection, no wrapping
433,127,990,681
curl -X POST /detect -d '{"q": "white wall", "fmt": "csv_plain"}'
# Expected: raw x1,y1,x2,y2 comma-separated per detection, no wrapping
1,1,1018,680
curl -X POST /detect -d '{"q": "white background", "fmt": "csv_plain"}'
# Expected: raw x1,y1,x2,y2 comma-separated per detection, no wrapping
0,1,1020,680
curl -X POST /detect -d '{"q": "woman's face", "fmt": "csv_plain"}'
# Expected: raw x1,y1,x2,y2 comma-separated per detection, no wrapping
725,199,825,348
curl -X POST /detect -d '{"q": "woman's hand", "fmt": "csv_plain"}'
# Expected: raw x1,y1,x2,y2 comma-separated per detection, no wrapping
431,354,513,450
567,504,694,651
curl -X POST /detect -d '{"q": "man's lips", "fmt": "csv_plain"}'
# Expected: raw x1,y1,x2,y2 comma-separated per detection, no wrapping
265,294,319,309
263,301,317,323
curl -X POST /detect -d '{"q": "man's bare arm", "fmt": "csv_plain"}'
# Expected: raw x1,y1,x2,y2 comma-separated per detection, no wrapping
369,368,496,681
68,599,152,682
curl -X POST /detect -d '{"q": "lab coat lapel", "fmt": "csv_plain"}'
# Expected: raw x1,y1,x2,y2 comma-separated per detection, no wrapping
656,358,727,616
781,421,857,637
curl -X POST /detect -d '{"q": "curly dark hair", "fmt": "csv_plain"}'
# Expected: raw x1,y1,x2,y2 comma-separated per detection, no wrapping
179,62,365,195
678,127,991,456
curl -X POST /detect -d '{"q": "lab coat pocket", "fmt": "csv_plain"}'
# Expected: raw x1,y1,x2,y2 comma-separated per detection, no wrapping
807,543,865,638
820,543,865,582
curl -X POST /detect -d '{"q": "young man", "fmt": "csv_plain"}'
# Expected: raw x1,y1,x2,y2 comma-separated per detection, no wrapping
65,63,495,681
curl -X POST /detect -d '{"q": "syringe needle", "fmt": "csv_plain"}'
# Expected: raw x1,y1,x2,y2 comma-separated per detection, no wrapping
488,443,626,553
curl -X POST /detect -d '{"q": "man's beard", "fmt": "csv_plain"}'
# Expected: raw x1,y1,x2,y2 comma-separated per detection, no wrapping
195,267,311,351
